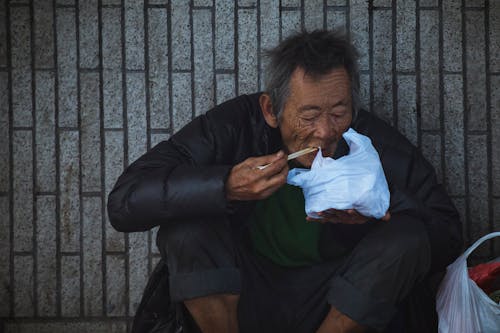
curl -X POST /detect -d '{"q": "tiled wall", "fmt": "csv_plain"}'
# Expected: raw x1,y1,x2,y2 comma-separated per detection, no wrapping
1,0,499,332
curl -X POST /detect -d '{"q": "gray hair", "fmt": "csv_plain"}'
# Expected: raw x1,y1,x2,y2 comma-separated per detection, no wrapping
263,29,361,121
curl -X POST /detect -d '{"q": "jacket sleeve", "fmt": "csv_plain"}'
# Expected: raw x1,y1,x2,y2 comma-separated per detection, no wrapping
107,112,234,233
382,145,463,273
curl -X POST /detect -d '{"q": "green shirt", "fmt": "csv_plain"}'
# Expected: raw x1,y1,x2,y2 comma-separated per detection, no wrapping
249,184,323,267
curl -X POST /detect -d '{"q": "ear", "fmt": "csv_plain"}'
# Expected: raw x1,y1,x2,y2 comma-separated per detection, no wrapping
259,93,278,128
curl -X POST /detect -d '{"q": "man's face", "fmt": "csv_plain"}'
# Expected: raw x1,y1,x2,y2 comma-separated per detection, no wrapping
278,67,353,168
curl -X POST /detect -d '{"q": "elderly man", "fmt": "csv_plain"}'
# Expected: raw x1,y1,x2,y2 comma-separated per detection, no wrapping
108,30,462,333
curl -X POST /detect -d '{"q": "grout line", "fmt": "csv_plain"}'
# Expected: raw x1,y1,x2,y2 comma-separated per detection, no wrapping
97,0,106,318
257,0,261,91
461,0,471,246
52,0,63,318
484,0,494,254
369,0,374,114
391,0,397,127
144,0,153,278
75,0,85,318
7,0,15,318
190,0,195,120
415,0,422,149
119,0,130,320
438,0,446,185
29,0,38,318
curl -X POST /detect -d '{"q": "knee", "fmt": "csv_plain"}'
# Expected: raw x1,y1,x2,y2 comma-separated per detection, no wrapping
157,220,210,259
382,215,431,271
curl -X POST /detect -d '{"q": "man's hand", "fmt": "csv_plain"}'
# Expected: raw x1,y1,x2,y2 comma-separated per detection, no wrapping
225,151,289,201
306,208,391,224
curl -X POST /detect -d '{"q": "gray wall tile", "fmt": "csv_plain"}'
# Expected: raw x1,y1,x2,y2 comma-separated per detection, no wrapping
80,72,101,192
304,0,324,31
150,226,160,255
443,75,465,196
34,0,55,69
36,195,57,317
128,233,148,316
373,0,391,6
150,133,170,148
465,11,486,131
35,71,56,193
0,196,10,317
328,0,347,5
12,69,33,127
171,0,191,71
419,0,437,6
494,199,500,254
443,0,462,72
421,133,442,183
59,131,80,252
148,7,170,130
5,321,127,333
326,9,347,31
0,2,6,67
215,0,235,70
216,73,235,104
467,134,489,255
10,6,31,70
103,70,124,129
61,256,81,317
125,0,145,71
359,73,370,108
13,130,33,253
194,0,213,6
491,2,500,72
104,131,125,252
372,9,393,124
281,0,300,6
106,255,126,316
102,8,123,70
14,256,34,317
350,0,369,71
396,0,415,72
82,197,103,317
260,0,279,89
193,9,215,116
126,72,148,164
419,9,440,131
281,9,301,39
465,0,484,7
0,72,9,192
79,0,99,69
56,8,78,128
397,75,417,146
238,8,258,95
172,73,192,132
492,76,500,196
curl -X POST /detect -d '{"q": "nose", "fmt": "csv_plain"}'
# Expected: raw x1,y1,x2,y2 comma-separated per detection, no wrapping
314,114,336,140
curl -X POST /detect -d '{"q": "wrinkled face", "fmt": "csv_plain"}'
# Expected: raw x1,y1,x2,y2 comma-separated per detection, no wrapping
278,67,353,168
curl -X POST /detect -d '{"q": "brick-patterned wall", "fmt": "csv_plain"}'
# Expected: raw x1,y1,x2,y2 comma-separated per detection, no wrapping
0,0,499,332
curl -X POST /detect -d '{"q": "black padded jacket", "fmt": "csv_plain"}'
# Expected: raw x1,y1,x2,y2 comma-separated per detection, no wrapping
107,93,463,274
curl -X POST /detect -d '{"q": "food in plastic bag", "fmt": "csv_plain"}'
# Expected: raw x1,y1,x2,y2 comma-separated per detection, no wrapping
436,232,500,333
286,128,390,219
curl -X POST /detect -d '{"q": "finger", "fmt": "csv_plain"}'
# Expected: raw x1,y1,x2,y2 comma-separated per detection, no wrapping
252,150,286,168
256,164,289,194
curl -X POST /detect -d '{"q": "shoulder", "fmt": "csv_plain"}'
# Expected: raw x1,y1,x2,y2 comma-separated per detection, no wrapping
352,110,416,157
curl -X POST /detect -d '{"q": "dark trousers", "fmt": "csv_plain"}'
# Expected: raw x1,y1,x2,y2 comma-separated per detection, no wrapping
157,213,434,333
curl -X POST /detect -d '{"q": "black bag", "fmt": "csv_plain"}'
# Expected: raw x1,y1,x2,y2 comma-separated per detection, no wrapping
131,259,183,333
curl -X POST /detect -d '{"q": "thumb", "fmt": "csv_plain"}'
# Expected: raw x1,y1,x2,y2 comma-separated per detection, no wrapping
381,211,391,222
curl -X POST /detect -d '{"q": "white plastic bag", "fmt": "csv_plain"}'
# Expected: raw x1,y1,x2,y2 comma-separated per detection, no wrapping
436,232,500,333
286,128,390,219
